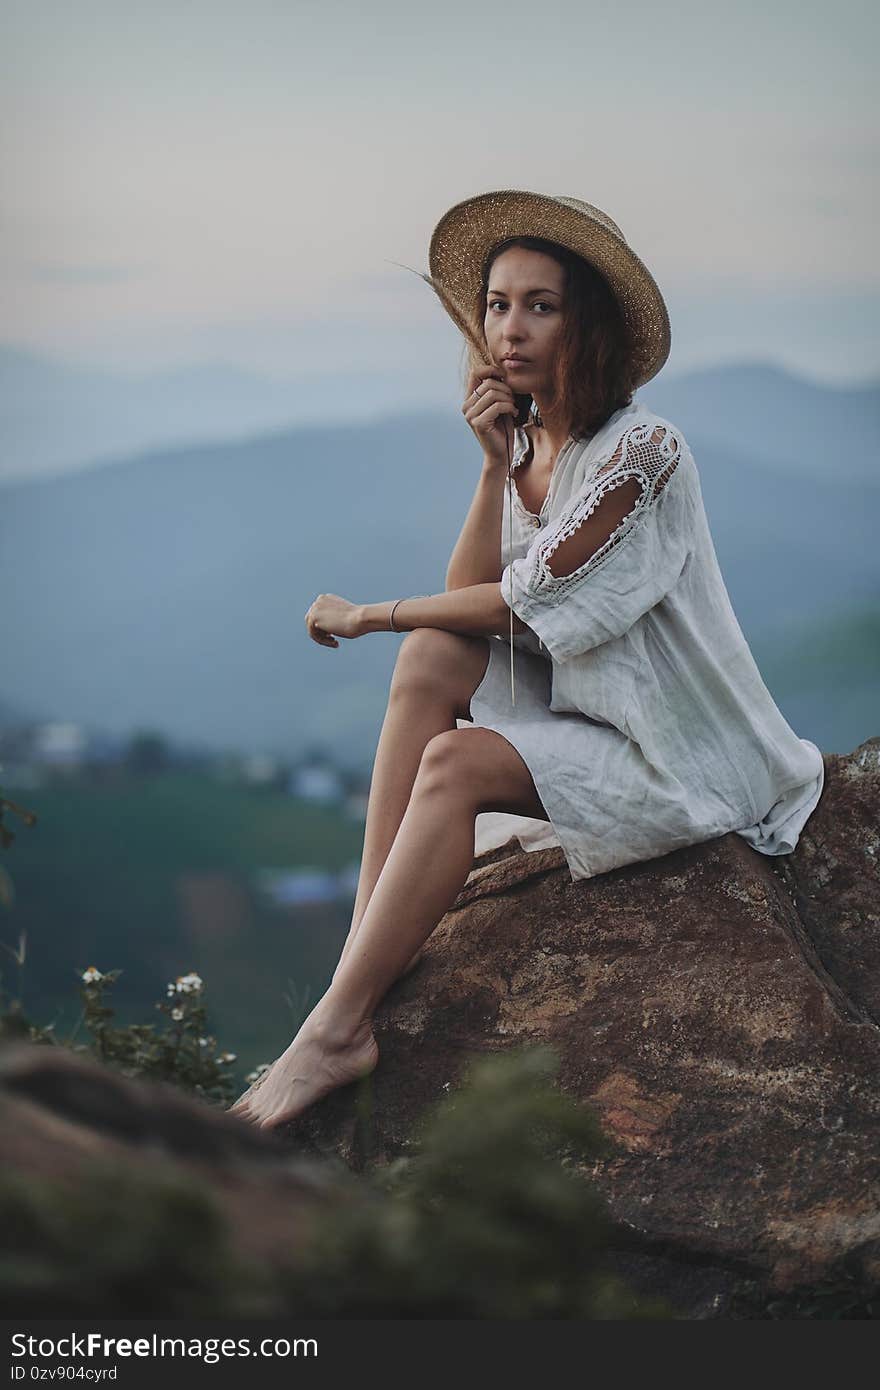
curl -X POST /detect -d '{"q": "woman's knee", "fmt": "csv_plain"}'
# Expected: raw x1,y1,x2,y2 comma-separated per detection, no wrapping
391,628,489,706
415,727,548,820
413,728,475,798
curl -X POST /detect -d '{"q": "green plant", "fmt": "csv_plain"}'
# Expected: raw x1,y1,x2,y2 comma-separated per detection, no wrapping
0,952,258,1107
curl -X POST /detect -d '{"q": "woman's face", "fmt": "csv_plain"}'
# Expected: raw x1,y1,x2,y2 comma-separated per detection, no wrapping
483,247,566,398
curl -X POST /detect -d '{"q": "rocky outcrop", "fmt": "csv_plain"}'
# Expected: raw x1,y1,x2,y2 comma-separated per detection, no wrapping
286,738,880,1310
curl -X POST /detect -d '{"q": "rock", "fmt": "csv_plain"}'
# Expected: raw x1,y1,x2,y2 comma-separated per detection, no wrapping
0,1041,350,1277
284,738,880,1315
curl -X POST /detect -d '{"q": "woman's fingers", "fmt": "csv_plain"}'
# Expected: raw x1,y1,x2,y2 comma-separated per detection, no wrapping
304,607,339,647
467,362,505,392
461,379,514,417
462,367,517,465
464,388,517,426
464,363,511,403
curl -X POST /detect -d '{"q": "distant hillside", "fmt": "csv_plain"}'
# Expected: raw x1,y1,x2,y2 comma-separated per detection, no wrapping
751,607,880,754
0,399,876,761
1,343,877,485
0,344,449,484
639,361,879,482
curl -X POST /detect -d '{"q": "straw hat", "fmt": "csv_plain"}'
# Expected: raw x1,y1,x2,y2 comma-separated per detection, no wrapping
428,189,671,388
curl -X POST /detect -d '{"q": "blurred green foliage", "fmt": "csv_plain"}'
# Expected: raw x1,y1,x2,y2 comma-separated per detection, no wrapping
282,1046,665,1319
0,1040,671,1320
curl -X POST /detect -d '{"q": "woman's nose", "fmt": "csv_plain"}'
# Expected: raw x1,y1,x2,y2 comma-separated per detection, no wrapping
500,304,528,333
504,307,528,339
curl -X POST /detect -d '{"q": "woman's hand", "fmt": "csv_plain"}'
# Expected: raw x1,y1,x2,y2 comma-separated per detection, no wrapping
304,594,366,647
462,364,518,468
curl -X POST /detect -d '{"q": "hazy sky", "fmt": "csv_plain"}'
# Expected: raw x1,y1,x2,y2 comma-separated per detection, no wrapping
2,0,878,385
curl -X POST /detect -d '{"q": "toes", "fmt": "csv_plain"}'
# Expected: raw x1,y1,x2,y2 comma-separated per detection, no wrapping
230,1097,258,1122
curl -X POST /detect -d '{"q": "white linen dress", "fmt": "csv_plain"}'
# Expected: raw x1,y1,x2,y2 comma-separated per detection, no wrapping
458,397,825,882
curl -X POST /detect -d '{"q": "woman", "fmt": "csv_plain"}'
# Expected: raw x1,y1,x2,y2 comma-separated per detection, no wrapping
230,190,824,1131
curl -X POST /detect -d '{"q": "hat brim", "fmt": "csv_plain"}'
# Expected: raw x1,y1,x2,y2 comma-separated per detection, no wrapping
428,189,670,389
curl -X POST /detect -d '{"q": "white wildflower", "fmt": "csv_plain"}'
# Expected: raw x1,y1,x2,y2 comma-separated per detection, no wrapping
217,1051,237,1064
81,966,103,985
171,1007,184,1022
245,1062,271,1083
167,971,204,996
198,1037,209,1048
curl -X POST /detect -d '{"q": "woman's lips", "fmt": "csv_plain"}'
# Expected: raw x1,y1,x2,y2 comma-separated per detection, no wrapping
504,359,530,368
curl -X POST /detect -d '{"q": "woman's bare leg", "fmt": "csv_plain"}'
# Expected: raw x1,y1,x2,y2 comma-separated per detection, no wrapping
230,631,489,1125
229,725,549,1130
332,629,491,982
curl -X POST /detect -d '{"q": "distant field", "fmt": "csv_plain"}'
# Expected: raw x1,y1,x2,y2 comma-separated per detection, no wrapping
0,770,366,1077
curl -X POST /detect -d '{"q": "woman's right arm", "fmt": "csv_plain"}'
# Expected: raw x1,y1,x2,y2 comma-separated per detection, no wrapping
445,462,508,590
446,365,518,592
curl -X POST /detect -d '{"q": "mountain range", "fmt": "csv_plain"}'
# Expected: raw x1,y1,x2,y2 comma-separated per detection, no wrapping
0,355,876,765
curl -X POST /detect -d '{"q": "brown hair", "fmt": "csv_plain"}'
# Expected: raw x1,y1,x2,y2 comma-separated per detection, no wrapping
468,235,637,439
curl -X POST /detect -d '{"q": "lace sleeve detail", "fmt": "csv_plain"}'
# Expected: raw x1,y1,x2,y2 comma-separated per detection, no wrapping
500,421,693,663
524,423,682,600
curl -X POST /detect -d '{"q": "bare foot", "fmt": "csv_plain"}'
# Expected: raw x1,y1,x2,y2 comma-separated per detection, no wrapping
227,1016,379,1131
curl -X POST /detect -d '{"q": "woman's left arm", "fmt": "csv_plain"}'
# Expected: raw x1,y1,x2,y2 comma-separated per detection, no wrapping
362,585,522,636
305,584,521,648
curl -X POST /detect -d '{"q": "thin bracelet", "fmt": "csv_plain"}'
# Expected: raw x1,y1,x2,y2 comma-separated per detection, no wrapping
388,595,430,632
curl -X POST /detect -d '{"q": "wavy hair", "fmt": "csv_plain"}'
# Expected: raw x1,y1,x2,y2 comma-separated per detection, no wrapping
468,235,637,440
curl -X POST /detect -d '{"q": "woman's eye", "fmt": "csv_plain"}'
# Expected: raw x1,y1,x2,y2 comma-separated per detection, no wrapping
488,300,553,312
